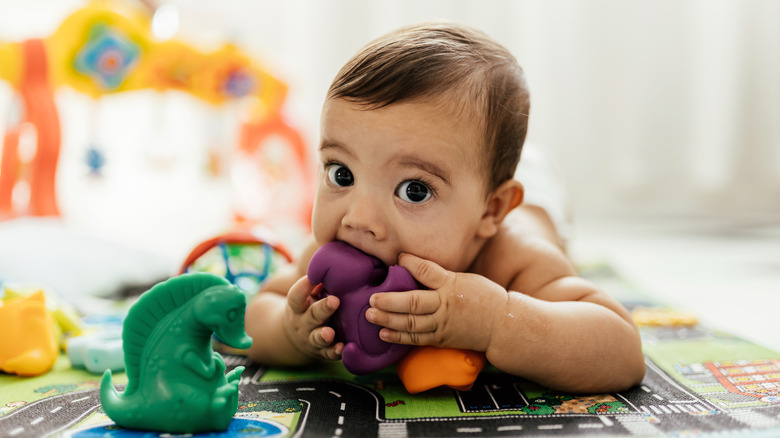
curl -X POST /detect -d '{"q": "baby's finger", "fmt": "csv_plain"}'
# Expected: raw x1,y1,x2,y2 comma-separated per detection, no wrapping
379,328,435,346
366,308,438,333
322,342,344,361
309,326,336,349
370,290,439,314
305,295,339,329
287,277,315,314
398,253,450,290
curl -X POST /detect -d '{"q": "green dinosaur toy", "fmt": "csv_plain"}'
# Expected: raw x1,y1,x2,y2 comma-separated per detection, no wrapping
100,272,253,433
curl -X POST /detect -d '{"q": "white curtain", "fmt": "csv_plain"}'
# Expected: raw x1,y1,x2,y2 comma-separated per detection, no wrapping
162,0,780,221
1,0,779,233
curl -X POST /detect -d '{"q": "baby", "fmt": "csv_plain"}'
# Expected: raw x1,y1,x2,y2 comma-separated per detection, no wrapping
245,21,645,393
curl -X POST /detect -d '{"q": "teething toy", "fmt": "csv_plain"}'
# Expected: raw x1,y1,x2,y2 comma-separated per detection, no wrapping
307,241,415,375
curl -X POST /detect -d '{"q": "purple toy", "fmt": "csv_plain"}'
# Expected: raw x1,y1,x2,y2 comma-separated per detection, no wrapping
307,241,416,375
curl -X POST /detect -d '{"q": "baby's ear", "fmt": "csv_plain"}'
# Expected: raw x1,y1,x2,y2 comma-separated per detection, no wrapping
477,179,524,239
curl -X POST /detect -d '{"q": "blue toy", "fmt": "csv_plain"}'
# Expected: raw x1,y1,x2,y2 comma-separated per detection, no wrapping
67,329,124,374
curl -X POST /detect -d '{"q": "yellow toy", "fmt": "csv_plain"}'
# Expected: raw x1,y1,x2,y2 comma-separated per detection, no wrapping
631,306,699,327
2,283,84,343
0,291,59,376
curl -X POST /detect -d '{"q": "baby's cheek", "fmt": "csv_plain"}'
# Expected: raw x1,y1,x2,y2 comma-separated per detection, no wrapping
310,216,334,245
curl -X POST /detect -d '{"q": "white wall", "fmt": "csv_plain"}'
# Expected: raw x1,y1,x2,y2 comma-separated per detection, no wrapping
1,0,779,255
166,0,780,221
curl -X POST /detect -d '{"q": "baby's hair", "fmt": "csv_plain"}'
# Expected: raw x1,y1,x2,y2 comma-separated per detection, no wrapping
328,21,530,194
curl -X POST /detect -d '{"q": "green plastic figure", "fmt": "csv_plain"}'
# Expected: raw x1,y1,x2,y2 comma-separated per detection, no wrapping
100,273,253,433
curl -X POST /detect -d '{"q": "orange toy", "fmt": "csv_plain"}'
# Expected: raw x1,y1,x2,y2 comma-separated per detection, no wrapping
0,291,59,376
396,346,487,394
0,39,61,219
235,111,314,230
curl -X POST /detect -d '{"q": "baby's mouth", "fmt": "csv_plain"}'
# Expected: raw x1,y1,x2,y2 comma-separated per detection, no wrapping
337,240,394,266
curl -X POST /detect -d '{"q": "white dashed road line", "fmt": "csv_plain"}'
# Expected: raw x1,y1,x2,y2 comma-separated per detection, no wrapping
497,425,523,432
579,423,604,429
538,424,563,430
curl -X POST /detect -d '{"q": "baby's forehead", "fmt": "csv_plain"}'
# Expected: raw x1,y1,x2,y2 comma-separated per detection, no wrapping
425,94,490,161
321,95,490,174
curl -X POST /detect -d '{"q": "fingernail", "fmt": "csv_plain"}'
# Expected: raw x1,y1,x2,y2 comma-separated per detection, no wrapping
369,295,376,306
365,308,375,322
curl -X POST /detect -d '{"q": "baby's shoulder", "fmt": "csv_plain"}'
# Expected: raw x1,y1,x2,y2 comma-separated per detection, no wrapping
471,223,572,290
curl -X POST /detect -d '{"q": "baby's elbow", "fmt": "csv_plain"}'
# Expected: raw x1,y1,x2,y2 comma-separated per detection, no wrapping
614,352,646,392
628,342,647,387
632,357,647,387
610,337,646,392
244,342,265,365
583,360,646,394
629,325,647,384
590,334,646,393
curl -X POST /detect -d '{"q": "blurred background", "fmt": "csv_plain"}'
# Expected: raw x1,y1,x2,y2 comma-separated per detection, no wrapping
0,0,778,348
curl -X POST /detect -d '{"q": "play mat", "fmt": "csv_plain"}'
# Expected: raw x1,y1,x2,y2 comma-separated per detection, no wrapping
1,263,779,438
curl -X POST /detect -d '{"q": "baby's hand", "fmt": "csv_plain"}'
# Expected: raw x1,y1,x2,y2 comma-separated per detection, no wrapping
366,254,507,351
284,277,344,361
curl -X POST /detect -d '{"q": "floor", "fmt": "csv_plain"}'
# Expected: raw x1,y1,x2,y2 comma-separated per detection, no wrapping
7,214,776,354
569,217,780,353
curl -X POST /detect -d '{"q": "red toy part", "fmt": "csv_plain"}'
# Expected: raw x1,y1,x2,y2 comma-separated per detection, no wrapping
178,230,293,275
396,346,487,394
0,38,61,219
0,291,59,376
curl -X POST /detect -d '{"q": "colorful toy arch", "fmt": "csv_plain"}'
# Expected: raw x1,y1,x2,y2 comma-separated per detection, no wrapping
0,0,313,228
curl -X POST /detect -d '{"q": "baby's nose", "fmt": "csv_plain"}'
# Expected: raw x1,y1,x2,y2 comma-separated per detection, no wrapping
341,196,387,240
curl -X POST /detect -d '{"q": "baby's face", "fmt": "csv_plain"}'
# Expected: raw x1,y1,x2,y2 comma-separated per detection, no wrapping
312,98,490,271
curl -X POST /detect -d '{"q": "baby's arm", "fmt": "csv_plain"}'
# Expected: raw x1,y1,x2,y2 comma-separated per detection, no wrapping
486,239,644,393
477,206,644,392
368,232,644,393
244,240,343,366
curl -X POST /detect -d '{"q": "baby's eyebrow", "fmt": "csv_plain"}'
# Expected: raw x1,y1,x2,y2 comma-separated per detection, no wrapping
319,141,354,158
400,157,452,187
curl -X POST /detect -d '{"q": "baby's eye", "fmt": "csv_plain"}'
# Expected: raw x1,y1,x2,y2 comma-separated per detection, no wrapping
326,164,354,187
396,180,432,204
